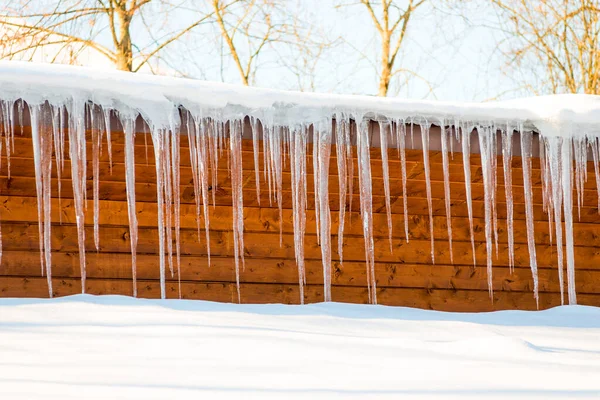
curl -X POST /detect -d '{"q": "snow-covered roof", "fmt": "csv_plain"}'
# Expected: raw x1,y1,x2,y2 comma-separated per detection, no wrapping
1,61,599,136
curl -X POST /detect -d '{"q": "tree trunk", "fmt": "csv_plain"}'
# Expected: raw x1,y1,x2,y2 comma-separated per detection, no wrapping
379,32,391,96
115,4,133,72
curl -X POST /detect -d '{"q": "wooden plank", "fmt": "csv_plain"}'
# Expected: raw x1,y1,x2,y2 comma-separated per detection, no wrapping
2,221,600,270
4,152,600,198
2,276,599,311
2,166,600,211
2,251,600,294
3,196,600,247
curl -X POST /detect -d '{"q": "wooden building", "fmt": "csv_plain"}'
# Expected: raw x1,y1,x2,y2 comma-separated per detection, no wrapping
0,64,598,312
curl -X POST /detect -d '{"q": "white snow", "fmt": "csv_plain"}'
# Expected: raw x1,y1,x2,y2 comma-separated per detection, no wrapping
0,295,599,399
1,61,600,131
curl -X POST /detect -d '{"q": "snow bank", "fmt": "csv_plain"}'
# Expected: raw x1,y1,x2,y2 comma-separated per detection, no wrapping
0,295,599,399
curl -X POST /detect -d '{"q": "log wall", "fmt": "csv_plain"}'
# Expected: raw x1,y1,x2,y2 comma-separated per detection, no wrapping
1,123,600,311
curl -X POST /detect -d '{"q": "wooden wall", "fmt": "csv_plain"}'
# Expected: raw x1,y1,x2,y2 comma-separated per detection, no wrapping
1,123,600,311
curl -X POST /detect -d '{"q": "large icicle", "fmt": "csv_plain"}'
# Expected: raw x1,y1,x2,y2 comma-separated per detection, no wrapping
151,127,168,299
478,125,495,298
460,123,476,266
440,121,453,263
395,120,409,242
379,121,393,252
357,118,376,304
30,104,54,297
120,114,139,297
230,119,245,303
561,138,577,304
501,126,515,272
520,128,539,307
290,123,308,303
68,100,88,293
545,136,565,304
315,120,333,301
335,115,349,263
420,122,435,263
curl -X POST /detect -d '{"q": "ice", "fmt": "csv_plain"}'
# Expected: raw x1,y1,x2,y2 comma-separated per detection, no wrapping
545,136,565,304
378,121,393,252
290,123,308,303
67,100,88,294
151,127,168,299
592,138,600,213
420,122,435,263
250,117,261,205
460,123,476,266
478,125,495,298
394,120,409,242
91,106,102,252
520,128,539,307
335,114,349,263
501,126,515,272
357,118,376,304
315,120,333,302
561,138,577,304
230,119,245,303
29,104,53,296
121,114,139,297
440,121,454,263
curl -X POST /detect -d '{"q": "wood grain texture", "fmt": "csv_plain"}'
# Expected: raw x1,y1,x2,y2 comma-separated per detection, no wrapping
0,129,599,311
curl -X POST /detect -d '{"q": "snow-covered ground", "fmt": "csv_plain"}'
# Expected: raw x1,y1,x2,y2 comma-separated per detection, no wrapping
1,296,599,399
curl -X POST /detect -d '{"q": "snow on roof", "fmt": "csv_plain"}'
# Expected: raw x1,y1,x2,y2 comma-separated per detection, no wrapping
1,61,599,136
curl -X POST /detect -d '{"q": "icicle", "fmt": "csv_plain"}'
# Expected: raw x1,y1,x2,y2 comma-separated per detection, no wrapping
171,117,182,298
501,126,515,272
561,138,577,304
440,121,454,263
520,128,539,307
379,121,393,253
592,138,600,213
315,120,333,301
121,114,139,297
347,121,355,219
573,137,586,220
197,117,212,266
230,119,245,303
357,118,376,304
251,117,261,205
545,136,565,304
290,123,308,303
460,123,476,266
395,120,409,242
541,140,554,248
91,106,102,252
151,127,168,299
103,109,113,173
163,128,174,278
313,124,320,246
30,104,54,297
68,100,88,294
478,125,495,298
420,122,435,263
490,126,499,258
335,114,349,263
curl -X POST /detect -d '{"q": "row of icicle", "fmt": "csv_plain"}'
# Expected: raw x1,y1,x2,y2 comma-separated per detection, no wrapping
0,99,593,306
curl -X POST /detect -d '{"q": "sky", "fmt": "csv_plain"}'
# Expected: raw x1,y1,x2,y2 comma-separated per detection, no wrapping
1,1,520,103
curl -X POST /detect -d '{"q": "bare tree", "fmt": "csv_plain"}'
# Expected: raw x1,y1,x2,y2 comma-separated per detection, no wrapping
0,0,224,72
212,0,287,85
491,0,600,95
354,0,426,96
